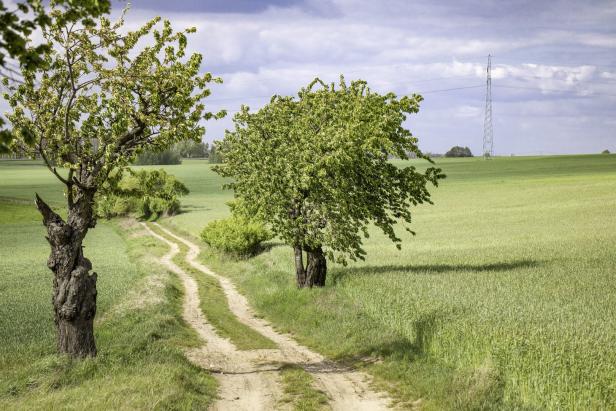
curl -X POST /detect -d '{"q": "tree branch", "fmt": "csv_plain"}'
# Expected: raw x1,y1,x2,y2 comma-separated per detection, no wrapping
39,144,70,186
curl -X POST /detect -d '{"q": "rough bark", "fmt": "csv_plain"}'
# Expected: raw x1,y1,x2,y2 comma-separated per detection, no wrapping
294,245,306,287
35,190,98,358
305,246,327,287
295,245,326,288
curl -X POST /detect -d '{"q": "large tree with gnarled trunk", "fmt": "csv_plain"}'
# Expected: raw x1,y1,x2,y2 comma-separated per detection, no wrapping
215,77,444,288
2,8,223,357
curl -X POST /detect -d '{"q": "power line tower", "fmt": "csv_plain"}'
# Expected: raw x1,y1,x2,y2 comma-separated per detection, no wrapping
483,54,494,158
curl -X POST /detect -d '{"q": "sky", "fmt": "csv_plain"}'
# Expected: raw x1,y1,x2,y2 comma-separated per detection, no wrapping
5,0,616,155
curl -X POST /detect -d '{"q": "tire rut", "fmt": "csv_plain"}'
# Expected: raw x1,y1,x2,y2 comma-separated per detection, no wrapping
150,222,393,411
142,223,284,411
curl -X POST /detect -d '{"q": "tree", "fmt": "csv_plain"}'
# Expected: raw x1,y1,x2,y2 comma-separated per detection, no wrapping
2,8,223,357
602,149,610,154
208,141,223,163
216,77,444,288
445,146,473,157
0,0,111,152
175,139,209,158
134,147,182,165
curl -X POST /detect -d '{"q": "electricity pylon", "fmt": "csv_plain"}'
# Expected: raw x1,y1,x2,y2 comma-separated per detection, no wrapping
483,54,494,158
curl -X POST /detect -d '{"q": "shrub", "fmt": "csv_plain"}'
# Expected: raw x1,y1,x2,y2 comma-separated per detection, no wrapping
96,169,189,220
445,146,473,157
602,149,610,154
201,217,272,256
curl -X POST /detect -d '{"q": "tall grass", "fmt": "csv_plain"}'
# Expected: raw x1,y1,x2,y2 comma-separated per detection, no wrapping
161,154,616,410
0,201,216,409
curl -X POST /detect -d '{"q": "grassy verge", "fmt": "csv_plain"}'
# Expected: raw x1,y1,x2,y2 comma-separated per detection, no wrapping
0,206,217,409
279,365,329,411
148,223,277,350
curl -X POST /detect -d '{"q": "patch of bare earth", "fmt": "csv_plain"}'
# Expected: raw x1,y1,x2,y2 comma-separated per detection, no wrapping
147,222,393,411
142,223,284,410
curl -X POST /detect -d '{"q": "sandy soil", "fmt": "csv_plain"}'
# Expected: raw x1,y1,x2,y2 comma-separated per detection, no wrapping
144,222,393,410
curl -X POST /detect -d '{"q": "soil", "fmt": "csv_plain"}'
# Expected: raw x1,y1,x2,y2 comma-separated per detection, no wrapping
143,222,393,410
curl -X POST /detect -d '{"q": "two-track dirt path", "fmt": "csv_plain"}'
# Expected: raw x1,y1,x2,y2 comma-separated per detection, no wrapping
143,222,392,410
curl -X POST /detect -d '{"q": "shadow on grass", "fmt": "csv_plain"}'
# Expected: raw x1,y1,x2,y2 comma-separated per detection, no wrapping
350,309,446,363
345,310,520,409
331,259,540,285
175,204,211,214
255,241,286,254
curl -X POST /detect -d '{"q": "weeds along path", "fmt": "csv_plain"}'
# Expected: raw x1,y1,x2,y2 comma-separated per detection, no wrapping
151,222,392,411
141,223,283,411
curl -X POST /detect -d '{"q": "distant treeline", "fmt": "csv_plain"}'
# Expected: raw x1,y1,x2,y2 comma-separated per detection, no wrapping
0,139,222,165
134,140,223,165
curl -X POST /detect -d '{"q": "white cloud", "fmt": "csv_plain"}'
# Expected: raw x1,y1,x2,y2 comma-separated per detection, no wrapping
4,0,614,155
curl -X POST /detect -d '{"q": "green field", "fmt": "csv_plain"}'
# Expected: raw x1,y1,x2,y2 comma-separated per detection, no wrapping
160,155,616,409
0,164,217,409
1,155,616,409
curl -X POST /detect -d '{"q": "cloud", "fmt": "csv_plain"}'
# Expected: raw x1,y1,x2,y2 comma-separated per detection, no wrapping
3,0,615,155
454,105,483,119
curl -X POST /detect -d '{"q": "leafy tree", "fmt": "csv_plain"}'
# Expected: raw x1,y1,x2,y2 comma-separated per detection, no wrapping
208,141,223,163
96,169,189,219
2,8,223,357
216,77,444,288
602,149,610,154
0,0,111,152
445,146,473,157
176,139,209,158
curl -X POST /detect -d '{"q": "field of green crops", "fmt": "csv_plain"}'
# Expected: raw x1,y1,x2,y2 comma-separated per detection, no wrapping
1,155,615,410
0,162,216,409
159,155,616,410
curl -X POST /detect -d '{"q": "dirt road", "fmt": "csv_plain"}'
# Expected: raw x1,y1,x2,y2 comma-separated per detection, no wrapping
143,222,392,410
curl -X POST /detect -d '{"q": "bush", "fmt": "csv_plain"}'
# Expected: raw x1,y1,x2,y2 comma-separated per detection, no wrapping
209,143,223,164
134,148,182,165
201,217,272,256
602,149,611,154
96,169,189,220
445,146,473,157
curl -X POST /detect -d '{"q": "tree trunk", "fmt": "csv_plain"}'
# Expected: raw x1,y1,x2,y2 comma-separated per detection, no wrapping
295,245,327,288
294,245,306,287
305,246,327,287
35,191,98,358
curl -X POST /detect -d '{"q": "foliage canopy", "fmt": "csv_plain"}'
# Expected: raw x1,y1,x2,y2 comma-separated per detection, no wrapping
0,0,111,152
445,146,473,158
216,76,445,266
3,7,224,190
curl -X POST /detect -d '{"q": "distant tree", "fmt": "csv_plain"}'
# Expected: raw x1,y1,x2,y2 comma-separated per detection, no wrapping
445,146,473,157
2,9,222,357
602,149,610,154
209,142,223,163
176,139,209,158
216,77,445,288
0,0,111,153
134,147,182,165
